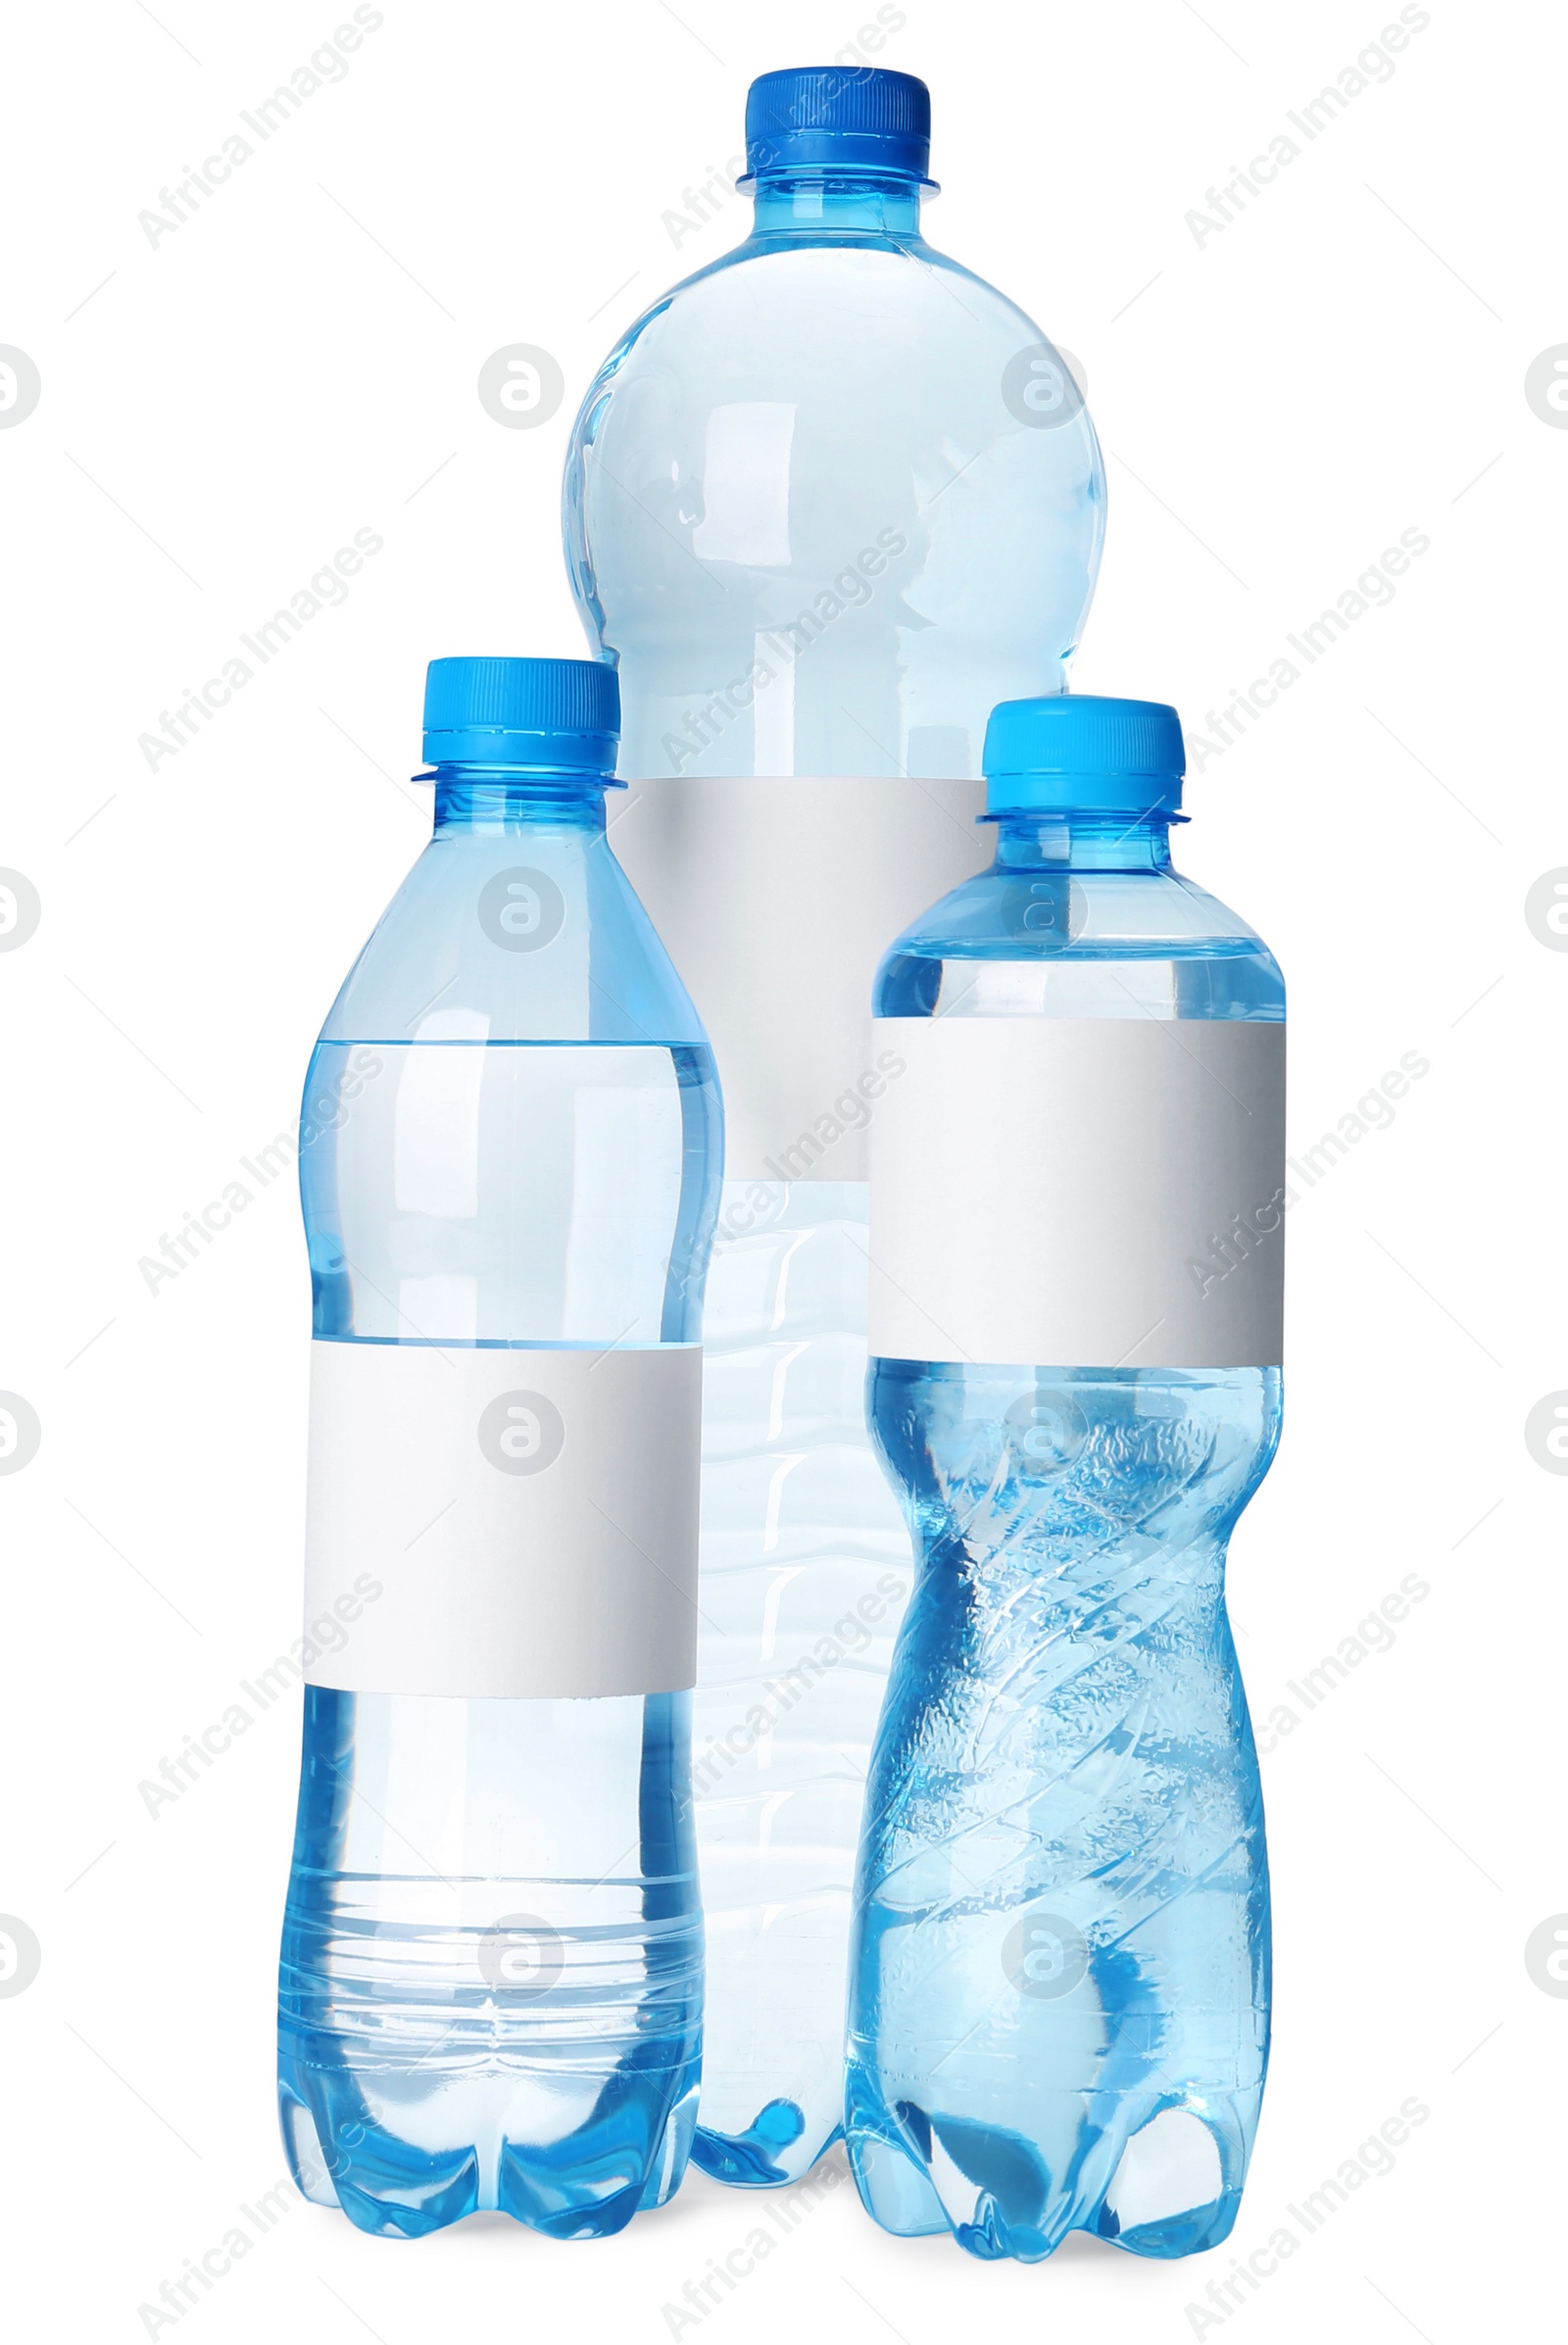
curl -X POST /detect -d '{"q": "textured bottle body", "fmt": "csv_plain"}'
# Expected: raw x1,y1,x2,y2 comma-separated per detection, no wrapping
846,834,1284,2258
847,1362,1278,2259
688,1185,910,2182
277,796,721,2238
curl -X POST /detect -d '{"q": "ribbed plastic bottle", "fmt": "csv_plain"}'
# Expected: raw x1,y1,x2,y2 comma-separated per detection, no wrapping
276,658,721,2238
848,697,1284,2260
564,66,1104,2185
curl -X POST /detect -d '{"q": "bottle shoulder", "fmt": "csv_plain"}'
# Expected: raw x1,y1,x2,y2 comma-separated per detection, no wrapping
563,231,1107,773
875,862,1285,1020
599,230,1045,364
317,827,710,1049
567,232,1101,462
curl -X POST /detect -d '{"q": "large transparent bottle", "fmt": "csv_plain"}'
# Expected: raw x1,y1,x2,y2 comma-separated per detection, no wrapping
848,697,1284,2260
276,658,721,2239
563,65,1104,2185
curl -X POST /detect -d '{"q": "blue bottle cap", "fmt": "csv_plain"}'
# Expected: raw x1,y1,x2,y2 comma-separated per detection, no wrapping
421,657,619,772
742,67,933,184
982,695,1186,817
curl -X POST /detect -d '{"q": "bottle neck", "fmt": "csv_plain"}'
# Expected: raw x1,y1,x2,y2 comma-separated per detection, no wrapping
991,810,1176,873
748,169,926,239
431,769,611,837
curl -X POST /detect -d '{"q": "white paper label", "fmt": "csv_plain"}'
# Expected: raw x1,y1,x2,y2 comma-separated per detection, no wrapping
866,1017,1285,1369
610,773,989,1182
303,1340,702,1697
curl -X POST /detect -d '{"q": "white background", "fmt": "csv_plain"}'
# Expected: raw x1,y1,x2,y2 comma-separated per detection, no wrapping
0,0,1558,2337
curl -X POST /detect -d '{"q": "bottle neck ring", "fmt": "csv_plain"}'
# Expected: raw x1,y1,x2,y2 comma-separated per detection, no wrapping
990,810,1179,873
428,769,614,836
746,170,927,236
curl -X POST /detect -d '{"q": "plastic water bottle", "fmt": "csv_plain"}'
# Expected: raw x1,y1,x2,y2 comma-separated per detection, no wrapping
276,658,721,2238
848,696,1284,2261
564,66,1104,2186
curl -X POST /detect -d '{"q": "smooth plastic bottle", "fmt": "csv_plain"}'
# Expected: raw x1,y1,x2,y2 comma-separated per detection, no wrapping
564,69,1104,777
847,697,1283,2260
563,65,1104,2186
277,659,720,2238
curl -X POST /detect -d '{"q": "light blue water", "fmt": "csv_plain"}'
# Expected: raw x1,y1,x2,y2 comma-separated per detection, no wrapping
277,776,721,2237
563,166,1102,779
279,1680,702,2238
563,124,1104,2187
845,809,1283,2259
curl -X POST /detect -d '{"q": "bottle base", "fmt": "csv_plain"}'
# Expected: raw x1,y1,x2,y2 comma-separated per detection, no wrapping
690,2097,846,2188
278,2050,699,2240
845,2069,1256,2263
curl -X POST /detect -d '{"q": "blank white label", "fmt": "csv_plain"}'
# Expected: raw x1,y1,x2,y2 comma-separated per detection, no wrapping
303,1341,702,1697
866,1018,1285,1369
610,774,990,1180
